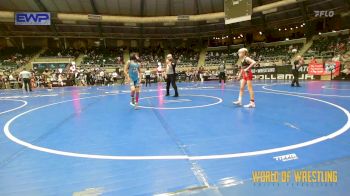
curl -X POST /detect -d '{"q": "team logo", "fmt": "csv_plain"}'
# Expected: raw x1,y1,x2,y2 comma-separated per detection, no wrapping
273,153,298,162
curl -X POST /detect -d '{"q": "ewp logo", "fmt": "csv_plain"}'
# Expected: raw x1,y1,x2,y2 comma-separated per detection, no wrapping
15,12,51,25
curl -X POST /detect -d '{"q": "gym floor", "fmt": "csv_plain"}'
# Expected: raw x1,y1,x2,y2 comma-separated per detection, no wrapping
0,80,350,196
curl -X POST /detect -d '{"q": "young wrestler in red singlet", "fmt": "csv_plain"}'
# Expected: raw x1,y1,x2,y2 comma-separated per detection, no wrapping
233,48,257,108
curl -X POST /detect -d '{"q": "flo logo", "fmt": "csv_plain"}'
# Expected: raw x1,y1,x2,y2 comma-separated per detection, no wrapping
314,10,335,17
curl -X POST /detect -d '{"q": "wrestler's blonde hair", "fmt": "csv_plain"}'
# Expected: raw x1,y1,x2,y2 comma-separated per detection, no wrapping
238,48,248,55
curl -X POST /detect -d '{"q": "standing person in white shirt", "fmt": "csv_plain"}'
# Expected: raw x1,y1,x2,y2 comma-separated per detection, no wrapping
144,67,152,87
156,62,163,82
19,68,32,92
112,70,118,85
57,73,64,87
99,70,105,85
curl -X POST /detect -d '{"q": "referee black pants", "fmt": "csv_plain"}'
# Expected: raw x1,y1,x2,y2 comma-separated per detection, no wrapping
145,75,151,87
219,72,226,83
23,78,32,92
291,70,300,87
166,74,178,96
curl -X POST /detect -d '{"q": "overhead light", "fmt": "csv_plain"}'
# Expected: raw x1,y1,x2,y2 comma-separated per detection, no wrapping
319,32,322,35
234,37,236,39
262,8,278,14
300,24,303,27
284,28,287,31
62,20,76,24
88,14,102,21
285,38,289,40
206,19,220,23
278,28,281,31
164,22,175,26
124,22,137,26
290,28,293,30
240,34,243,37
259,31,262,35
303,23,305,25
296,26,298,29
340,11,350,17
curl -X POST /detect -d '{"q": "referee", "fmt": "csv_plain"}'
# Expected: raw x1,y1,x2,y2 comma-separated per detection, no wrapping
291,55,304,87
218,61,226,83
19,68,32,92
165,54,179,97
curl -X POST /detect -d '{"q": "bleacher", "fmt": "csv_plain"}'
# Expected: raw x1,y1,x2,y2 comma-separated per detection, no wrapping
40,48,81,58
0,47,39,69
250,43,303,64
205,48,229,65
130,47,164,68
81,47,124,67
305,33,350,59
129,46,200,68
171,47,199,67
205,49,238,66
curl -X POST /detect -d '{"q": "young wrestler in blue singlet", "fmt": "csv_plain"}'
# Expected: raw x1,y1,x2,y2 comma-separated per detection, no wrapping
124,53,141,109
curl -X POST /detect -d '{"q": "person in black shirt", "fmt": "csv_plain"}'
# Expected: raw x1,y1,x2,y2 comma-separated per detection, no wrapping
165,54,179,97
291,55,304,87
